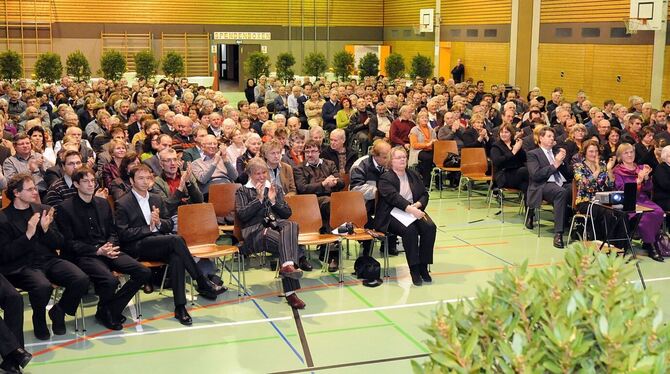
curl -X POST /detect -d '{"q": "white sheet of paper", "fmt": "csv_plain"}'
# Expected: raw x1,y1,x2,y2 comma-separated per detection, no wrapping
391,207,417,227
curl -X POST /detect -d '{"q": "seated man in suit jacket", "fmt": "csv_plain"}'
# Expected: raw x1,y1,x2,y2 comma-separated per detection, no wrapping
0,273,32,373
294,139,345,271
321,129,357,176
56,167,151,331
114,165,225,326
0,173,89,340
526,126,573,248
262,139,297,196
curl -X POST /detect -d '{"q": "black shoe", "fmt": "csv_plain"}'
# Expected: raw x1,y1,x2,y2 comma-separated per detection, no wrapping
48,304,66,335
32,314,50,341
197,280,227,300
174,305,192,326
9,348,32,369
0,359,20,374
410,271,423,286
387,246,399,256
142,283,154,294
298,256,313,272
419,265,432,283
116,313,128,325
207,273,224,287
648,244,665,263
524,209,535,230
95,309,123,331
553,233,564,249
328,259,338,273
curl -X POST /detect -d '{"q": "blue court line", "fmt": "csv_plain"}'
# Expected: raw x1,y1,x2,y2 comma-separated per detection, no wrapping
452,235,515,266
229,270,306,365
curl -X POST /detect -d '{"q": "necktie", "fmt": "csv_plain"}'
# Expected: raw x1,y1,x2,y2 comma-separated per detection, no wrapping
545,150,564,187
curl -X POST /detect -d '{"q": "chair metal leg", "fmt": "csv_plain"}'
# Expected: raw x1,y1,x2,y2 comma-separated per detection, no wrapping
189,276,195,306
158,264,169,295
135,292,142,319
500,192,505,223
339,240,345,283
383,237,390,278
467,181,472,209
537,208,541,237
457,176,465,199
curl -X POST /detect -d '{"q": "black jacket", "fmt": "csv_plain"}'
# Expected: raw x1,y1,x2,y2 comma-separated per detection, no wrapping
490,140,526,187
114,191,173,255
653,163,670,205
373,169,429,232
321,146,357,174
56,195,118,259
0,203,63,274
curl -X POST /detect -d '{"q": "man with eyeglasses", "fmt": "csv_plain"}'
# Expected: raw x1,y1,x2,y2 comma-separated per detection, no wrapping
55,167,151,330
44,150,84,206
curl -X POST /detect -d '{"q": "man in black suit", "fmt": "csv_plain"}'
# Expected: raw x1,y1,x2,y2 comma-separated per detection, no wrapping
0,273,32,374
526,126,573,248
56,167,151,330
0,174,89,340
451,58,465,83
114,165,225,325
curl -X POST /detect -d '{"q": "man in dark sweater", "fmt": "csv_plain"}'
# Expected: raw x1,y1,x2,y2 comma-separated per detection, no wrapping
0,173,89,340
56,167,151,331
44,150,82,206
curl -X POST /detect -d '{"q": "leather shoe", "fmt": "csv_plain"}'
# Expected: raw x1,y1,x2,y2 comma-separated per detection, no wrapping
95,309,123,331
32,314,50,341
0,359,20,374
553,233,564,249
524,209,535,230
279,264,303,279
286,293,306,309
410,271,423,286
298,256,313,271
142,283,154,294
419,265,432,283
48,304,67,335
387,246,400,256
327,259,338,273
649,244,665,263
174,305,192,326
9,348,32,369
197,280,228,300
116,313,128,324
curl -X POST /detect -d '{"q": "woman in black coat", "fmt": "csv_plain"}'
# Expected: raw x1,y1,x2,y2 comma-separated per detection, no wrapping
374,146,436,286
653,145,670,214
490,124,528,197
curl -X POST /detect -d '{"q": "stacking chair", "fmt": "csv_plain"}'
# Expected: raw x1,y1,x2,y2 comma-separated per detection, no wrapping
2,190,9,208
208,183,242,234
284,194,341,274
430,140,460,198
567,180,596,244
178,203,246,297
330,191,390,282
459,148,492,209
487,167,524,223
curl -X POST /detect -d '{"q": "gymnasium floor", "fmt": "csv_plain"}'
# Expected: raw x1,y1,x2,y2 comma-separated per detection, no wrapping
21,187,670,374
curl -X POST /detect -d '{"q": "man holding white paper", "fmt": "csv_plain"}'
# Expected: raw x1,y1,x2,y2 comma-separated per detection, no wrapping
373,146,436,286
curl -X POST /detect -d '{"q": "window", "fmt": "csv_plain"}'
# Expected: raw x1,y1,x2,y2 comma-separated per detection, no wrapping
450,29,461,37
556,28,572,37
610,27,631,38
582,27,601,37
466,29,479,37
484,29,497,37
403,29,412,37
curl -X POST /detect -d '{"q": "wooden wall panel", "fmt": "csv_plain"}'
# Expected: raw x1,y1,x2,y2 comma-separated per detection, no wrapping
663,49,670,102
537,43,652,106
449,42,510,85
385,41,434,67
540,0,629,23
44,0,382,27
441,0,512,25
383,0,434,27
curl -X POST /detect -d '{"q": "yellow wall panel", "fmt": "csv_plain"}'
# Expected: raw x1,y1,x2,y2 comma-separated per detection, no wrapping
43,0,382,27
663,49,670,101
441,0,511,25
537,43,652,106
385,41,434,68
383,0,434,27
540,0,629,23
449,42,510,84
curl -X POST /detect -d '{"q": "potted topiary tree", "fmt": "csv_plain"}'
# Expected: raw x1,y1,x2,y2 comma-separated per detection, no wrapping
100,50,126,81
0,50,22,82
414,243,670,372
244,51,271,81
357,52,380,79
65,50,91,82
162,51,185,80
385,53,405,80
409,54,434,80
302,52,328,79
275,52,296,84
34,52,63,83
332,50,355,81
134,50,160,80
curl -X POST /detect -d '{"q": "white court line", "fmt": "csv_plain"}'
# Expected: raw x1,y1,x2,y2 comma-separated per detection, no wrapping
26,297,473,349
630,276,670,284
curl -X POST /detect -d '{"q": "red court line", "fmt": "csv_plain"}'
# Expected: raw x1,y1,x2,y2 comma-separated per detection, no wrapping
435,241,509,250
32,261,555,357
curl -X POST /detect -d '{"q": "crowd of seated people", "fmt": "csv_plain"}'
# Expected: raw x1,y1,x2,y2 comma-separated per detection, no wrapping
0,73,670,372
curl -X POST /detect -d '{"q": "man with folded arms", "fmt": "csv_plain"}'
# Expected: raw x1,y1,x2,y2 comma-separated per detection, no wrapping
56,167,151,330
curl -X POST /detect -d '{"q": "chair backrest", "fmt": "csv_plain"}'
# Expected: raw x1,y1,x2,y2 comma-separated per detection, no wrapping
460,147,488,175
208,183,241,217
433,140,458,166
177,203,220,246
341,173,350,191
285,194,323,234
106,195,115,214
571,180,578,210
233,213,244,242
330,190,368,229
1,190,8,209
